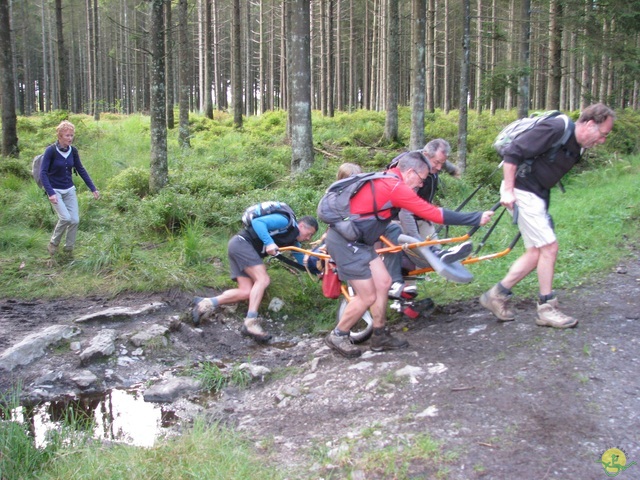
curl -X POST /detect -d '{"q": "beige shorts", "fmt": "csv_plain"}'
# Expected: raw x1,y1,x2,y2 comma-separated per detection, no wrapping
502,184,556,248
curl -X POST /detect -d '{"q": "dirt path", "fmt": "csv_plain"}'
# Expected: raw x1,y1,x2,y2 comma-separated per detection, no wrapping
1,245,639,479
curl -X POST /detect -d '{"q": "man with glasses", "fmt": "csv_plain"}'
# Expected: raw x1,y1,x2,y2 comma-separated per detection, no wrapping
323,152,495,358
384,139,470,299
480,103,615,329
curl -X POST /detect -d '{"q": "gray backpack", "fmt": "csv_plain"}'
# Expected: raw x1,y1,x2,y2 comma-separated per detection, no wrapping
493,110,573,160
31,150,50,189
317,171,399,244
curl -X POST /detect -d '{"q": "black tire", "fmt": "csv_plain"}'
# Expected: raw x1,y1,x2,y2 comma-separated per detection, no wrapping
336,297,373,344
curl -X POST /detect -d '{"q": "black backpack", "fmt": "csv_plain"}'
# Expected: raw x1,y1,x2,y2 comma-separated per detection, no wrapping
317,171,399,243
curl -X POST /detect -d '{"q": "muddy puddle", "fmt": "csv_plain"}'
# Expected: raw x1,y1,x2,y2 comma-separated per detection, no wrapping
11,388,180,447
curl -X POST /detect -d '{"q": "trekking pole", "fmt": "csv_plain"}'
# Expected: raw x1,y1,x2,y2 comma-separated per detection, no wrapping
437,161,504,237
472,206,508,255
463,200,502,239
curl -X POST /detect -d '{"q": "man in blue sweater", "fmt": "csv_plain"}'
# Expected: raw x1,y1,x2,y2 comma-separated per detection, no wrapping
192,210,318,343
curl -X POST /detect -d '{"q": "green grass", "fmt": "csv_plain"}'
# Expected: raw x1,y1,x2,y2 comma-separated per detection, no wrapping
36,419,283,480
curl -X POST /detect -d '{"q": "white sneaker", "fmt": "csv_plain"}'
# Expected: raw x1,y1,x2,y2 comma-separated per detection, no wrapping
388,282,404,299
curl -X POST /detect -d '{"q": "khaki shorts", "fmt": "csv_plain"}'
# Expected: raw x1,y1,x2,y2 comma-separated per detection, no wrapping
506,186,556,248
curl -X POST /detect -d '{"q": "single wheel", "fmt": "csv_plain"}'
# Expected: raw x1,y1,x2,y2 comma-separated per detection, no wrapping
336,297,373,344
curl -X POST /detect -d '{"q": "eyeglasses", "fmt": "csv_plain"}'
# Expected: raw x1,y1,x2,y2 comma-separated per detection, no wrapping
413,169,429,183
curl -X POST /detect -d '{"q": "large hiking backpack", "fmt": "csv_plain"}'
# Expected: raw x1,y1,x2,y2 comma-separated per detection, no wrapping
317,171,399,243
241,201,296,234
493,110,574,160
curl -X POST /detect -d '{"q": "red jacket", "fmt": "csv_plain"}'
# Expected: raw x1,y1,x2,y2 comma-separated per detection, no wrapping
350,167,445,223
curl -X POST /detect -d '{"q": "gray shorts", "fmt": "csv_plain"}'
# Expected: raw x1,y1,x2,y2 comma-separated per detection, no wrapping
325,228,378,281
510,187,556,248
227,235,263,280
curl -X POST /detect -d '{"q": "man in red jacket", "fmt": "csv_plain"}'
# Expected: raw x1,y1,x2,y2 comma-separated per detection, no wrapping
323,152,494,358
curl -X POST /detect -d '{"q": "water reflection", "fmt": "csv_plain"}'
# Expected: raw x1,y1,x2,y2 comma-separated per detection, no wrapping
14,388,177,448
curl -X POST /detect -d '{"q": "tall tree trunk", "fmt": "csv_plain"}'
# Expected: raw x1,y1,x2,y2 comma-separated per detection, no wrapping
336,0,343,111
165,0,175,128
443,0,450,113
426,0,434,112
320,0,327,115
213,0,225,110
41,1,49,111
93,0,100,120
197,0,204,112
362,0,370,109
568,31,577,111
489,0,497,114
55,0,68,111
545,0,561,109
599,19,610,103
280,0,287,110
384,0,398,142
0,0,19,157
204,0,213,118
259,0,266,114
178,0,190,148
149,0,168,194
244,1,253,116
232,0,242,127
327,0,334,117
517,0,531,118
505,0,516,110
475,0,482,113
410,0,426,150
458,0,470,171
288,0,314,174
348,0,355,109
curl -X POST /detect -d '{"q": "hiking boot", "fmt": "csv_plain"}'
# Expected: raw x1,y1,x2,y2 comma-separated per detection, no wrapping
479,285,515,322
191,297,216,326
47,243,58,256
438,241,473,265
240,317,272,343
62,247,74,258
536,298,578,329
324,331,362,358
370,329,409,352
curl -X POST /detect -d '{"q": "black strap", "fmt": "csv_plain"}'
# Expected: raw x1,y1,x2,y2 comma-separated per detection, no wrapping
272,253,307,272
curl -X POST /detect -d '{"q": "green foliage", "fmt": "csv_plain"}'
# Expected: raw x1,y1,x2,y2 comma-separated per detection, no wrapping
0,158,31,181
107,166,150,198
35,418,283,480
196,361,252,392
